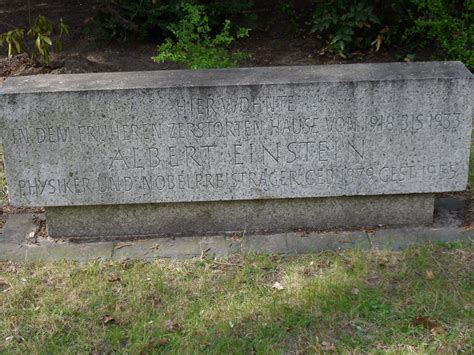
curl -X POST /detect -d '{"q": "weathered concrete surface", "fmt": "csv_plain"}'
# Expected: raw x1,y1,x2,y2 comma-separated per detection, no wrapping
433,195,467,227
0,194,471,261
1,240,114,262
45,194,434,239
0,219,471,262
112,236,242,260
21,242,114,262
0,214,113,261
1,213,38,243
240,230,370,255
369,227,473,250
0,62,472,207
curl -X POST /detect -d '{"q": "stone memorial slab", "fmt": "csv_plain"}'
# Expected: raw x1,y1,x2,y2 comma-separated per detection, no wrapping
1,62,472,208
0,62,472,238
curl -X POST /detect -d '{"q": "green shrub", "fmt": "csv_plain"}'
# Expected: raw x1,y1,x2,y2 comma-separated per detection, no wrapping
93,0,184,41
93,0,254,41
151,3,250,69
309,0,473,67
311,0,381,55
0,28,25,57
202,0,255,30
310,1,412,55
404,0,473,68
0,15,69,65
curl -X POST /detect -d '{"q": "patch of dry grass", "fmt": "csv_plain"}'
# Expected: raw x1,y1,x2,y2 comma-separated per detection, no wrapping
0,245,472,353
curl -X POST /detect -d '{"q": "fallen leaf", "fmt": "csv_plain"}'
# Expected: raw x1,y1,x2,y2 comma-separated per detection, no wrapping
228,233,242,241
412,316,445,335
100,315,115,325
371,34,384,52
151,295,162,307
166,319,181,332
425,270,434,280
6,262,18,274
115,303,125,312
145,337,169,349
321,341,336,351
303,267,315,276
431,324,446,335
366,276,380,288
378,257,389,267
119,257,130,269
272,281,284,291
0,280,11,292
158,338,169,345
108,273,121,282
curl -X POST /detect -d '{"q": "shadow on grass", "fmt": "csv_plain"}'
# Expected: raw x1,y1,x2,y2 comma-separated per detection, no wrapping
0,246,471,353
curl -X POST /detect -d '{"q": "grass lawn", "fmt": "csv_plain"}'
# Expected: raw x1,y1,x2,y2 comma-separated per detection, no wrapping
0,245,473,353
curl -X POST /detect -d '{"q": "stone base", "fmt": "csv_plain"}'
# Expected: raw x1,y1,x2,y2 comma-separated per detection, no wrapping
45,194,434,240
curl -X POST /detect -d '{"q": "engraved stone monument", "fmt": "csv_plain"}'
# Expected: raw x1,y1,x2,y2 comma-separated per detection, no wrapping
0,62,472,239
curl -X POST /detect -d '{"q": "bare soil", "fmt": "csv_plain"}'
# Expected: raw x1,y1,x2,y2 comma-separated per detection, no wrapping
0,0,430,78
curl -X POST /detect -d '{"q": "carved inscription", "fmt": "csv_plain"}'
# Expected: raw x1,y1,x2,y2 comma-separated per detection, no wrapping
2,83,470,206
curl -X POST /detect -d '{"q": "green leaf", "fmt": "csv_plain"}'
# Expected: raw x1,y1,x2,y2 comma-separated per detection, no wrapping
41,35,52,46
59,20,70,36
35,36,44,54
13,39,21,54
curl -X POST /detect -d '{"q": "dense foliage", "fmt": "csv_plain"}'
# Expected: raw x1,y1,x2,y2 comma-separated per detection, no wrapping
92,0,472,69
404,0,473,68
311,0,472,66
151,3,250,69
2,1,470,69
93,0,254,41
93,0,185,41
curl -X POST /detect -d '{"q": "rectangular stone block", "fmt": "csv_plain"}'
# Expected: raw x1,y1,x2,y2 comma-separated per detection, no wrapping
0,62,472,208
46,194,434,239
